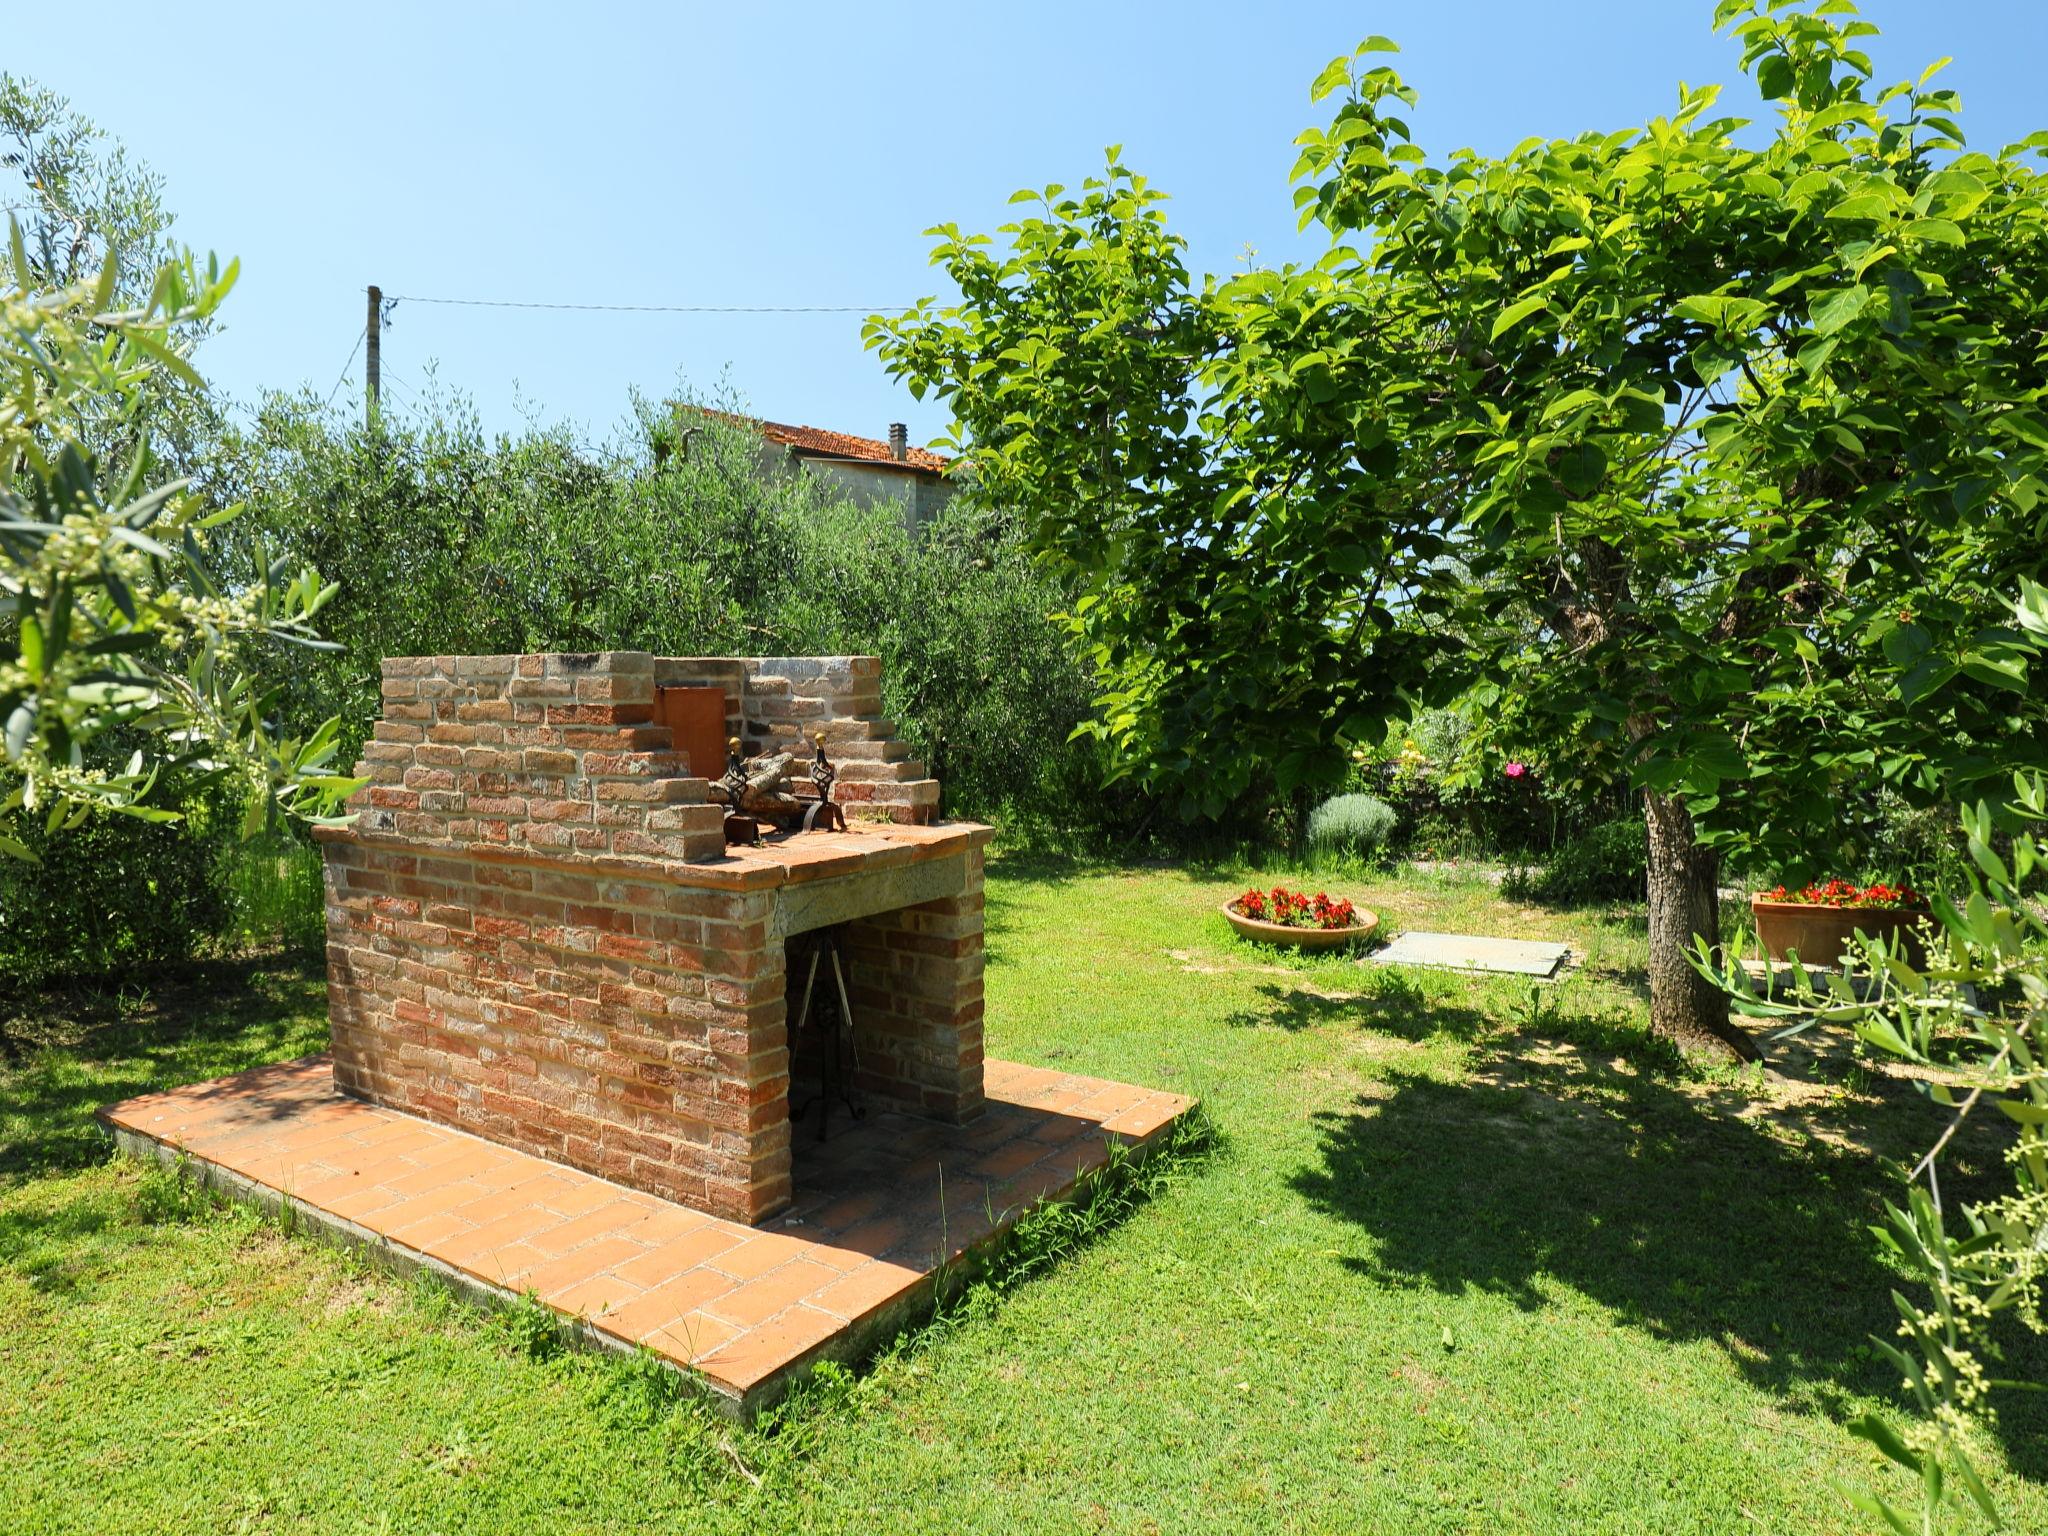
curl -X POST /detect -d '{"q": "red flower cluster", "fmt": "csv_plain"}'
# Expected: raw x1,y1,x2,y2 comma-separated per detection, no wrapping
1235,885,1360,931
1761,878,1924,910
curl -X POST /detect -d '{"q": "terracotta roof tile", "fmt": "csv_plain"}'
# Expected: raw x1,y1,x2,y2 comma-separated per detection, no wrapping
696,409,952,476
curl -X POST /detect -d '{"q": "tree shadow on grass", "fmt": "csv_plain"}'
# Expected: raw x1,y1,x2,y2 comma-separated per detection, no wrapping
1290,1039,2048,1479
1225,975,1495,1043
980,849,1097,968
0,956,327,1183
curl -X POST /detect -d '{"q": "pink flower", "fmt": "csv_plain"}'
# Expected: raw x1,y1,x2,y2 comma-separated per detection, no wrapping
1504,761,1527,779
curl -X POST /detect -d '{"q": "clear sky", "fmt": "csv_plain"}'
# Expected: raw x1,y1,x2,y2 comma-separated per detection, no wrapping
11,1,2046,451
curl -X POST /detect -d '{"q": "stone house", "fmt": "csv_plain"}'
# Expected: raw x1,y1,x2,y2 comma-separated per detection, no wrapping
702,411,958,530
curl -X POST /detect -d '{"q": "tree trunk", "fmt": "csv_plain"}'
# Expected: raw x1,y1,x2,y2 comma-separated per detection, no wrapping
1642,789,1759,1062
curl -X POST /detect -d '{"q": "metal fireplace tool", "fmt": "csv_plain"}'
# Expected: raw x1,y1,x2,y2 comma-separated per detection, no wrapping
790,924,865,1139
717,729,846,847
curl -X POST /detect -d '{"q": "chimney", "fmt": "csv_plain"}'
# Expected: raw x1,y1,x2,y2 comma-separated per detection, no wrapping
888,422,908,462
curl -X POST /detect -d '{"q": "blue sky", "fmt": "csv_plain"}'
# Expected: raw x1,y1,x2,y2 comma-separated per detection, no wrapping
12,1,2046,450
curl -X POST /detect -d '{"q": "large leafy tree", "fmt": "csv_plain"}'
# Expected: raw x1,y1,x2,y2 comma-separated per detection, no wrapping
872,0,2048,1058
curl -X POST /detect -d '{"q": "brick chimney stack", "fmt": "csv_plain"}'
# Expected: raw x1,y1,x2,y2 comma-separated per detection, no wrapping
888,422,908,462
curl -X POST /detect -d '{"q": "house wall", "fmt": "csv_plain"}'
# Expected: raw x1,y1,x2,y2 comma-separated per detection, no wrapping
791,456,955,532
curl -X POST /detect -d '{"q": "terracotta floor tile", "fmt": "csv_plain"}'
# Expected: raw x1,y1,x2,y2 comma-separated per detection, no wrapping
465,1240,549,1288
596,1267,739,1342
379,1160,473,1198
101,1052,1195,1410
707,1235,810,1282
306,1178,411,1223
810,1260,923,1324
970,1139,1052,1181
642,1309,741,1365
611,1226,746,1288
534,1178,628,1219
525,1201,646,1257
695,1304,843,1390
521,1236,652,1298
293,1168,372,1206
435,1205,565,1266
613,1204,713,1249
366,1179,490,1232
793,1236,876,1274
463,1158,540,1194
796,1187,884,1233
450,1185,558,1227
385,1207,478,1250
827,1213,913,1263
549,1270,649,1322
703,1259,841,1328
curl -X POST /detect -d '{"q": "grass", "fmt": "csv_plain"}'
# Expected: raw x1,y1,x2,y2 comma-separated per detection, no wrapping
3,854,2044,1533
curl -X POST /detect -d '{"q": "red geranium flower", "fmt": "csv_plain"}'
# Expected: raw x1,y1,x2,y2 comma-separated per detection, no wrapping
1233,884,1363,930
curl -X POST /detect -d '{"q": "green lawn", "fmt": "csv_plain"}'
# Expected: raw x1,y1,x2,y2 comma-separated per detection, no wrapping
3,855,2042,1534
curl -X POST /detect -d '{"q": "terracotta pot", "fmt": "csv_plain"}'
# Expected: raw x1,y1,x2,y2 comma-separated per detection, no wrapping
1749,896,1930,968
1222,900,1380,950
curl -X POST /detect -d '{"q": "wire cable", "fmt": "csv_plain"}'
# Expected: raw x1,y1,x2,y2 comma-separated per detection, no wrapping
383,293,902,315
324,325,367,409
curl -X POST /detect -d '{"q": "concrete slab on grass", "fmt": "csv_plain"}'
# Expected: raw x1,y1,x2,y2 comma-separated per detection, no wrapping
1371,931,1570,978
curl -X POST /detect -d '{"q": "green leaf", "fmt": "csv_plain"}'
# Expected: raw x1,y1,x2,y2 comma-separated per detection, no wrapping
1901,217,1964,246
1960,651,2027,692
1879,624,1931,670
1825,192,1892,223
1673,295,1768,332
1810,285,1871,336
1837,1483,1918,1536
1797,335,1838,375
1946,1444,2001,1523
1846,1412,1922,1474
122,327,206,393
1755,53,1794,101
18,614,43,681
1491,296,1550,341
1327,544,1377,578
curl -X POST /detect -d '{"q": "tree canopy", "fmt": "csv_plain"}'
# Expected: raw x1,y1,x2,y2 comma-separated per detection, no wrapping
871,0,2048,1053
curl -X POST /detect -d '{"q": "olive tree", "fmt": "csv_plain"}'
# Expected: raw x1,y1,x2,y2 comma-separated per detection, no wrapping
0,229,355,857
871,0,2048,1058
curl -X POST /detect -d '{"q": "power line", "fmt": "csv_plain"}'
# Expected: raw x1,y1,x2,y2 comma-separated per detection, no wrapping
383,293,902,315
323,324,367,409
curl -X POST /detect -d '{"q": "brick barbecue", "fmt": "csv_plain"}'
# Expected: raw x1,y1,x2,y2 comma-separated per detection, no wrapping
317,651,989,1225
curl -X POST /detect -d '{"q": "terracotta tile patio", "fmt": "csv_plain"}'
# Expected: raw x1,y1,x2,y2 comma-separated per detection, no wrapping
99,1056,1193,1416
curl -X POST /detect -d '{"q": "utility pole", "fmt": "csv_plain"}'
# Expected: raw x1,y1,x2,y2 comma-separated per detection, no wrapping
365,283,381,426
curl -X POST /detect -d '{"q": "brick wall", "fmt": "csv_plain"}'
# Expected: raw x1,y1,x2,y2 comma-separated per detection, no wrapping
740,656,939,824
838,844,986,1121
322,650,985,1227
357,651,726,863
323,844,789,1220
647,655,939,821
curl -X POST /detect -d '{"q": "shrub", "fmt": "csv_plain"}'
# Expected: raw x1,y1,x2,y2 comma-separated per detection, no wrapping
211,392,1106,840
1505,816,1647,905
769,496,1096,827
0,790,239,993
1305,793,1397,861
221,829,327,954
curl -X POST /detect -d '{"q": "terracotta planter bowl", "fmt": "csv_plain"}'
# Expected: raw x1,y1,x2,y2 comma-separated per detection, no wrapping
1750,896,1930,969
1222,900,1380,950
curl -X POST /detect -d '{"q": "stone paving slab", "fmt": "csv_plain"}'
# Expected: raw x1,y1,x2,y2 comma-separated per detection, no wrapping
1370,930,1571,978
99,1055,1193,1419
